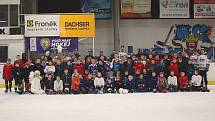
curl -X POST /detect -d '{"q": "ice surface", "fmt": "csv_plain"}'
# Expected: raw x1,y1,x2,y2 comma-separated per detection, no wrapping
0,87,215,121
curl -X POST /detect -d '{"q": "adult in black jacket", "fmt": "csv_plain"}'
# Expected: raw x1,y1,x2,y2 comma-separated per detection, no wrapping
33,58,45,89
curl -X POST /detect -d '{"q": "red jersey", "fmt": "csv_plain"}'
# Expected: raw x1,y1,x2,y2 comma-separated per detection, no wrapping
3,64,14,81
169,63,179,77
14,60,24,67
73,63,85,76
179,76,188,89
71,76,80,90
134,62,144,74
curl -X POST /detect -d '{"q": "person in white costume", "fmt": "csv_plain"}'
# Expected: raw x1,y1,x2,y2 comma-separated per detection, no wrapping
167,71,178,92
54,76,63,94
191,70,202,92
94,72,105,94
29,70,45,94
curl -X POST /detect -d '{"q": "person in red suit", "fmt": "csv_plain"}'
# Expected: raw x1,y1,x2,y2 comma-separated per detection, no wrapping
3,58,14,92
179,72,189,92
73,59,85,76
169,58,179,78
71,72,80,94
134,59,144,74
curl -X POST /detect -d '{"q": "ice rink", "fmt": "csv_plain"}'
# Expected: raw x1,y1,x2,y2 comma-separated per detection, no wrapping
0,87,215,121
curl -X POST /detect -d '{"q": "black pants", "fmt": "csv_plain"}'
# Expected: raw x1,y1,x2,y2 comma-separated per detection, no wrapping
199,70,208,88
5,80,12,90
191,86,202,92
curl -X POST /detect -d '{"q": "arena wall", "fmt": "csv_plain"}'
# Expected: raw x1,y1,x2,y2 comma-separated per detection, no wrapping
78,19,215,56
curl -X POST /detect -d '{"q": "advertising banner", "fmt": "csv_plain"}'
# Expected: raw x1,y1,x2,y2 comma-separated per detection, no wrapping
160,0,190,18
81,0,112,19
60,14,95,37
25,15,60,37
25,37,78,53
194,0,215,18
121,0,151,18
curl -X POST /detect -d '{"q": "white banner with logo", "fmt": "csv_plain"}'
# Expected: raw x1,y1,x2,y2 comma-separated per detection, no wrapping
0,27,10,35
160,0,190,18
25,15,60,37
194,0,215,18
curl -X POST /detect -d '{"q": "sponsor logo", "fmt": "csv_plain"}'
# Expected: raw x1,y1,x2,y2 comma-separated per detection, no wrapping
64,22,90,30
27,20,34,27
161,0,189,9
27,20,58,27
65,22,90,27
40,38,51,50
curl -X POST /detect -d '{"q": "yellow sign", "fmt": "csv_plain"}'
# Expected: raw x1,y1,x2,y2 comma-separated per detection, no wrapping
60,14,95,37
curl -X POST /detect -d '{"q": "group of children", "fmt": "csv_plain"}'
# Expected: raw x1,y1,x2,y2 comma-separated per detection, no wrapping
2,49,210,95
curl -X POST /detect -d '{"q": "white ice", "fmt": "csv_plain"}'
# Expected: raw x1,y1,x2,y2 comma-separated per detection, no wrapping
0,86,215,121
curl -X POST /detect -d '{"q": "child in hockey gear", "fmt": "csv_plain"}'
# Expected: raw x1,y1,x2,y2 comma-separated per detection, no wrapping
145,72,158,93
126,59,134,75
125,75,136,93
167,71,178,92
169,58,179,78
97,60,105,76
94,72,105,94
61,69,71,94
54,76,63,94
104,59,113,73
134,59,144,74
3,59,13,92
113,58,120,73
83,74,95,94
71,73,80,94
29,70,45,94
114,73,125,93
157,72,168,93
179,72,189,92
73,59,85,76
54,59,63,77
163,54,171,78
12,63,23,93
191,70,202,92
106,71,116,84
23,62,32,93
148,59,158,73
135,74,145,92
44,74,54,94
105,79,115,93
151,72,158,93
198,51,210,92
186,59,195,86
88,58,98,74
44,60,56,77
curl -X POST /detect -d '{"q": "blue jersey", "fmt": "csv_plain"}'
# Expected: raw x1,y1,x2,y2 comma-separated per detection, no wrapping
88,64,98,74
106,76,116,83
104,61,112,72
